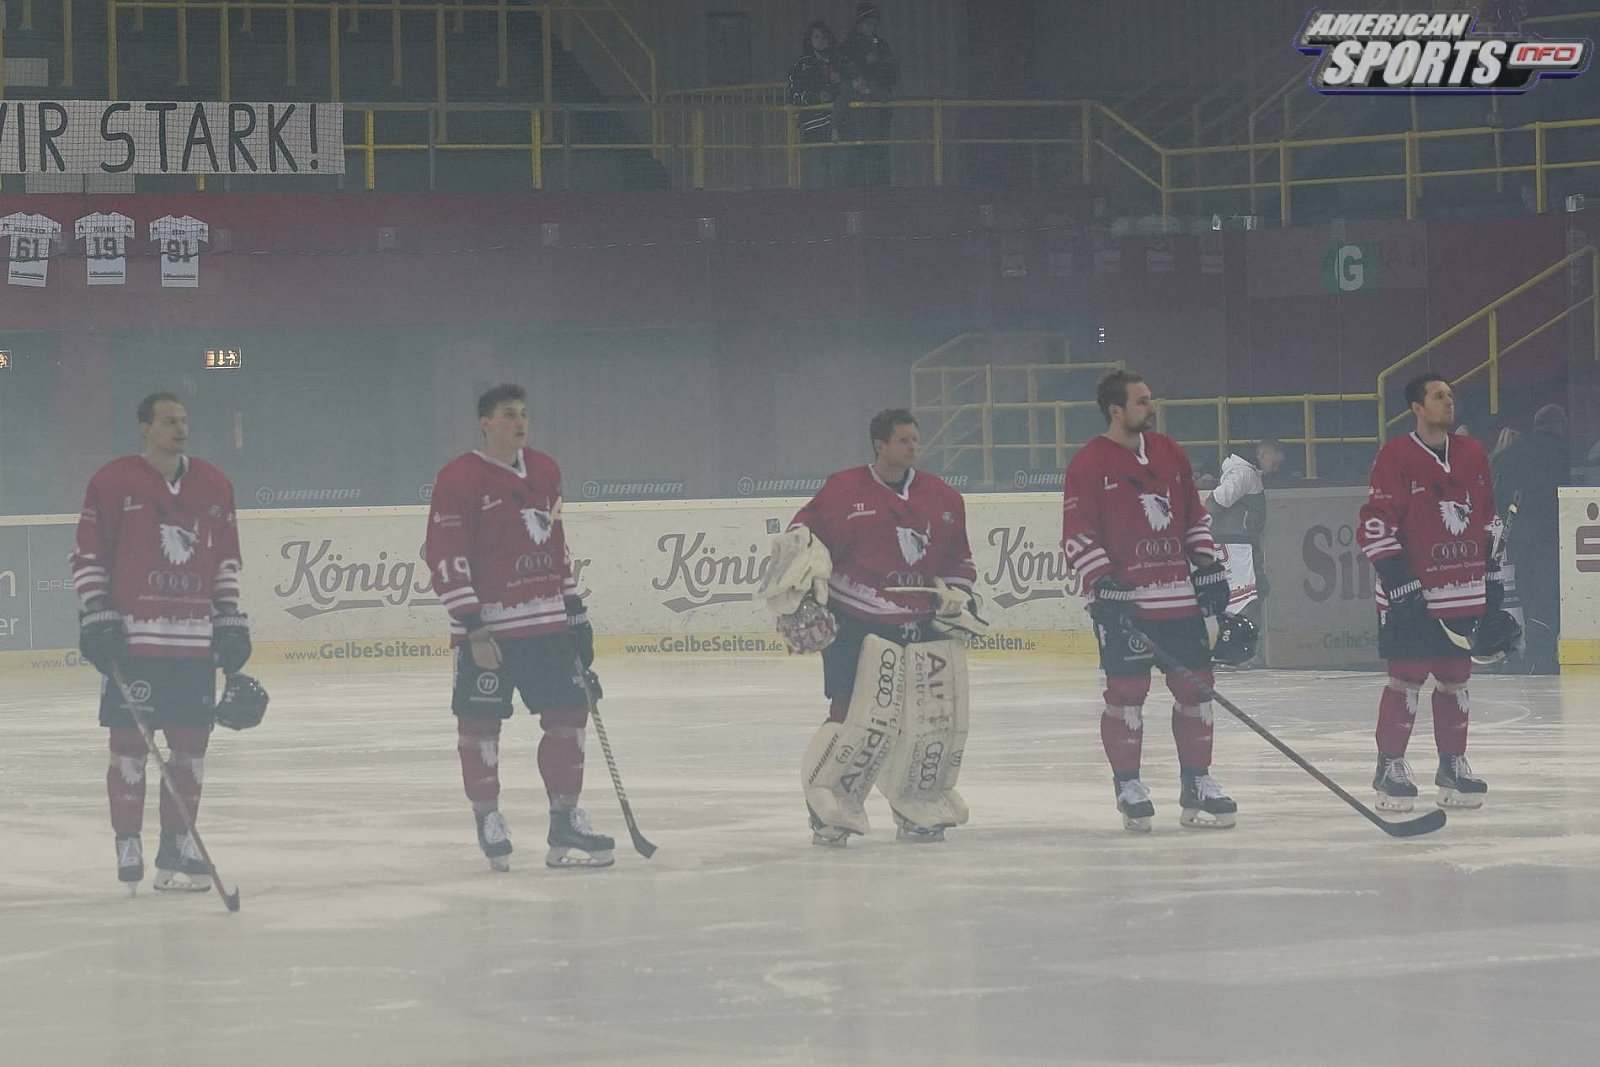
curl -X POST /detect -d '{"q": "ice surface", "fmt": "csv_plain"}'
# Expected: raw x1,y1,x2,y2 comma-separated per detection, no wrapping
3,657,1599,1066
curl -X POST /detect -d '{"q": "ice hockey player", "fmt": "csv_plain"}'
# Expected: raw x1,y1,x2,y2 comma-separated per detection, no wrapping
71,392,253,892
425,384,614,870
1061,370,1237,832
1357,373,1512,812
759,408,986,846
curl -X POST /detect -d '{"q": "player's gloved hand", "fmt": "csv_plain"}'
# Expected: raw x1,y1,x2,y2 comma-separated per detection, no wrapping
928,579,991,638
566,595,595,669
1376,557,1426,623
79,608,127,677
1089,576,1138,630
583,668,604,701
1191,560,1230,617
466,625,503,670
211,612,253,674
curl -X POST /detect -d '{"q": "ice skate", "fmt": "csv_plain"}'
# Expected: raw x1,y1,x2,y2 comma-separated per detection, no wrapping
475,808,513,872
152,831,212,892
1115,776,1155,832
1436,754,1487,810
1178,772,1237,830
1373,755,1419,813
892,808,947,843
116,833,144,894
808,806,852,847
546,808,615,869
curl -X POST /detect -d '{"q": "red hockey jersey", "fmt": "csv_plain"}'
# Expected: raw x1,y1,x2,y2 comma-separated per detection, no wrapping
70,455,242,659
1358,431,1497,619
1061,433,1217,620
791,465,977,626
425,448,578,644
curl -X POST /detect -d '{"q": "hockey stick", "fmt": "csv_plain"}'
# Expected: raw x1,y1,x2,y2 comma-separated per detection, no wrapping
1121,621,1447,838
109,664,242,910
1439,494,1520,652
575,660,657,859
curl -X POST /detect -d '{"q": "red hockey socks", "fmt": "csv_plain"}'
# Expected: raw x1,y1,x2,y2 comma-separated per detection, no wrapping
456,715,503,812
107,728,148,836
157,724,211,834
1376,676,1422,757
1171,703,1215,770
539,706,589,809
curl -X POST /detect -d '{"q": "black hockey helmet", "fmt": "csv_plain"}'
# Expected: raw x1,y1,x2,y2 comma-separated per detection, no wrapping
216,672,270,730
1470,609,1524,665
1211,612,1259,666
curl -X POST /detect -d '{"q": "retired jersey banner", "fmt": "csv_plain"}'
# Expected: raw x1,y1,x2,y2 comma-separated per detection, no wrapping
0,101,342,175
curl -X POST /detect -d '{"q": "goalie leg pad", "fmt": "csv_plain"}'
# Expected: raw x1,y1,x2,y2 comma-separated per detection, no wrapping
878,639,971,832
801,635,905,835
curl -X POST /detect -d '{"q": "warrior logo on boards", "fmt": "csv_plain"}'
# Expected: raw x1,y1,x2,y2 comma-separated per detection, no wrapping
1297,10,1590,93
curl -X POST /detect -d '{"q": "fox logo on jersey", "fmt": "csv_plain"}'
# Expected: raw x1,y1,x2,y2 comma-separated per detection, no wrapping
896,525,930,566
521,506,555,545
1298,10,1590,94
1439,495,1473,537
159,522,200,565
1139,490,1174,532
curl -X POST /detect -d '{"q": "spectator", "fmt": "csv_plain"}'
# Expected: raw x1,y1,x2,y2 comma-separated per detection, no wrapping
787,21,845,188
1207,439,1285,667
1490,404,1571,674
837,3,899,186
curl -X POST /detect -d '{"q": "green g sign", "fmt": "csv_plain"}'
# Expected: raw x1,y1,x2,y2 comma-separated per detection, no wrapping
1324,242,1380,292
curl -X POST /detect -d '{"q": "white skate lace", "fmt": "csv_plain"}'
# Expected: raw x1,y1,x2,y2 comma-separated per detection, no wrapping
570,808,596,836
117,838,141,867
1118,778,1151,805
481,811,509,844
1192,774,1227,801
1384,758,1417,787
1446,755,1474,781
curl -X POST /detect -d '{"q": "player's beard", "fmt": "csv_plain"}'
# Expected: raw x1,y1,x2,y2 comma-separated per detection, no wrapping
1125,414,1156,434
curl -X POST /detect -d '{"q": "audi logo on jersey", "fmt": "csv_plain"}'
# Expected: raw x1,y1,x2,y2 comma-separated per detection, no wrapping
1430,540,1481,563
147,570,203,595
1134,537,1183,560
515,551,557,576
885,570,923,589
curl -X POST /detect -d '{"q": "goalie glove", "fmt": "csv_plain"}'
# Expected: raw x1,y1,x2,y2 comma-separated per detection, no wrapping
758,525,832,616
927,579,991,638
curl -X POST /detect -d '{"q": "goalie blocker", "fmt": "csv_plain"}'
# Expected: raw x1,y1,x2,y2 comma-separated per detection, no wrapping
802,633,970,845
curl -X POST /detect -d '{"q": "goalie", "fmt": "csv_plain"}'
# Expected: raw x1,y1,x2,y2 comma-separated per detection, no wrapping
759,409,987,847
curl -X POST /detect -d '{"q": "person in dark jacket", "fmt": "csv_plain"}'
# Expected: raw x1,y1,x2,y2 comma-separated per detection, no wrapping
837,3,899,185
1491,404,1571,673
787,21,845,188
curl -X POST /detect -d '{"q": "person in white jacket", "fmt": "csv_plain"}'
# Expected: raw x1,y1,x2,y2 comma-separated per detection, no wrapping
1206,440,1283,661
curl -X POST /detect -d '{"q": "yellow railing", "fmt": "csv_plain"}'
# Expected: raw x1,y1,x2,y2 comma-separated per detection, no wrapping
912,392,1376,483
106,0,657,116
1375,246,1600,435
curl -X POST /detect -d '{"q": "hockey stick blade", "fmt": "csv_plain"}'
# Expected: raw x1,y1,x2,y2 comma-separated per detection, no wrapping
1439,619,1474,650
109,665,245,909
576,661,658,859
1121,621,1448,838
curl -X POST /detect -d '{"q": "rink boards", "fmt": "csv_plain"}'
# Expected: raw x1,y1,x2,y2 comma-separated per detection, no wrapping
3,488,1597,672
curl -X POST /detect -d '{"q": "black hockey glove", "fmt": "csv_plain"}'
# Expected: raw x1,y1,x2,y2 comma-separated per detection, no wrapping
566,595,595,669
583,668,604,702
212,613,253,674
79,608,126,677
1375,557,1426,623
1191,560,1230,617
1089,577,1138,630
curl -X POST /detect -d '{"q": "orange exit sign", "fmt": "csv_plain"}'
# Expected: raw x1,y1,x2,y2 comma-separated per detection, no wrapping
204,349,242,370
